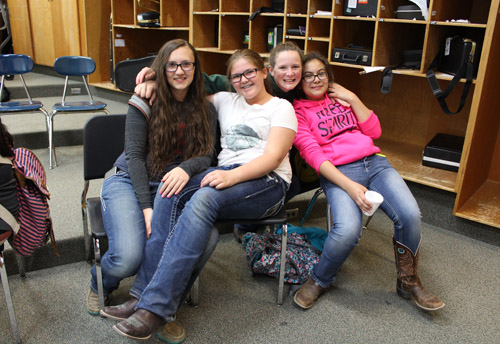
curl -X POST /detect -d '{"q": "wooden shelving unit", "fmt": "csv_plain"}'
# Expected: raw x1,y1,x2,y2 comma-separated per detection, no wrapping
80,0,500,228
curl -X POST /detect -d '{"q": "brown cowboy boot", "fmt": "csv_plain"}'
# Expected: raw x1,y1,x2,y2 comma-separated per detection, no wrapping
393,238,445,311
293,277,326,309
113,309,165,340
100,297,139,320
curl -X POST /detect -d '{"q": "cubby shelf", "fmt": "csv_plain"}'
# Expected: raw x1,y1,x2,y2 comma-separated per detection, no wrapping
84,0,500,228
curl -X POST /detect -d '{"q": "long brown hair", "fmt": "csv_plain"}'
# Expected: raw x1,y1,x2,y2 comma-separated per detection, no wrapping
226,49,273,95
147,39,213,176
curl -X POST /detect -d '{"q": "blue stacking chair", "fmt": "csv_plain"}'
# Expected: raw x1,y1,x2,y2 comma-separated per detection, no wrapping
0,54,50,157
49,56,110,169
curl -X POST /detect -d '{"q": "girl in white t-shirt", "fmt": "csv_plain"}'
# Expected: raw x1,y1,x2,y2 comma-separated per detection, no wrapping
107,49,298,340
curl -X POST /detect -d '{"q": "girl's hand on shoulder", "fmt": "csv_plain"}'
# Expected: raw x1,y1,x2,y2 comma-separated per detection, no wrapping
134,80,158,105
328,83,357,106
201,169,237,189
160,167,190,198
344,180,372,214
136,67,156,85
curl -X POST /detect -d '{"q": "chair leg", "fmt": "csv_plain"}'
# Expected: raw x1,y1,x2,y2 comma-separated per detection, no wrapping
94,237,105,310
277,222,288,305
299,188,324,226
188,277,200,307
81,206,93,262
46,112,57,169
1,253,22,344
363,214,373,230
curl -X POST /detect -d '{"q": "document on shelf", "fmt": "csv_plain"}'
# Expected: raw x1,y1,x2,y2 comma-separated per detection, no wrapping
408,0,428,20
359,66,384,75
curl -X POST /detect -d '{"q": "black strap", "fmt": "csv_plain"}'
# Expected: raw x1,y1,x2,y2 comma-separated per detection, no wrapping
248,7,281,21
380,67,394,94
426,46,473,115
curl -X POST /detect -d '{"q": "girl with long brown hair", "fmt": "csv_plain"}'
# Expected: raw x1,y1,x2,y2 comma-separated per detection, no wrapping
87,40,217,341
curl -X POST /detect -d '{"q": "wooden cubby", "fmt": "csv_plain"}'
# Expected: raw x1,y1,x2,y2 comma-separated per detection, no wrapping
191,14,219,49
82,0,500,228
374,22,426,67
221,15,250,52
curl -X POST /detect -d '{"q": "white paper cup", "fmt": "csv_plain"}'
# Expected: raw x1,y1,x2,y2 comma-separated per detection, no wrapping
364,190,384,216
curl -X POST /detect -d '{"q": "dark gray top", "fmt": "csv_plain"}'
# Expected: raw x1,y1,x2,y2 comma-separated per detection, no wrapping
115,95,218,210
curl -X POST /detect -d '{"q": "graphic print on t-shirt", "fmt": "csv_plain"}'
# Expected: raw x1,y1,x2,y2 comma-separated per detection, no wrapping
225,123,261,151
316,101,358,139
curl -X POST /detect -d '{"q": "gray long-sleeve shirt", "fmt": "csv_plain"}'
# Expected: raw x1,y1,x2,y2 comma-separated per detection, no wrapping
114,95,218,210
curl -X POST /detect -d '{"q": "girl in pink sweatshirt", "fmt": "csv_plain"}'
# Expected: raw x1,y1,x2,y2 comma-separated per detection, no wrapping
292,52,444,313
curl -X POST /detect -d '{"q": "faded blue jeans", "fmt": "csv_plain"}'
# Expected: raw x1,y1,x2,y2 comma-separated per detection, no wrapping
89,170,159,296
131,165,287,321
312,154,421,288
129,171,215,304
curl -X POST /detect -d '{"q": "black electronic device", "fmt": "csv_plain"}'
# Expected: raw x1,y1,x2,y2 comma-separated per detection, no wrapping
396,5,424,20
422,133,464,172
137,11,160,27
343,0,378,17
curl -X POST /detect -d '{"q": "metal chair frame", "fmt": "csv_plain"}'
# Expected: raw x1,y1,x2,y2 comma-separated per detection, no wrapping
0,231,21,343
50,56,110,169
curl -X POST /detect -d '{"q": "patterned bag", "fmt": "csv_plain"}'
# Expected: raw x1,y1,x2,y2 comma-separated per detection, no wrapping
243,231,320,284
11,148,57,256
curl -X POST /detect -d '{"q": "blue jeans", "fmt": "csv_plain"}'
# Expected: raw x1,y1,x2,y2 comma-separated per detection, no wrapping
131,165,287,321
89,170,159,296
312,154,421,288
130,171,208,301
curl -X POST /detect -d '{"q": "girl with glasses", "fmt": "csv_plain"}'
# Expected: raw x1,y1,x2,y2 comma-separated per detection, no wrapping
102,48,297,341
87,39,218,342
292,51,444,312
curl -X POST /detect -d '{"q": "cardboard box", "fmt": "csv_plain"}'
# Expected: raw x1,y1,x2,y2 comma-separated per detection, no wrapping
422,133,464,172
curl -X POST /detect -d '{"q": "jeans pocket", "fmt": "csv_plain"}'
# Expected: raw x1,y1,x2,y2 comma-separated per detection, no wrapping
259,199,283,219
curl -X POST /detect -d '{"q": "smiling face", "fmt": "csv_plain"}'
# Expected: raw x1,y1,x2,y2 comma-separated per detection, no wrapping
230,57,268,105
301,58,329,101
165,46,195,101
268,50,302,92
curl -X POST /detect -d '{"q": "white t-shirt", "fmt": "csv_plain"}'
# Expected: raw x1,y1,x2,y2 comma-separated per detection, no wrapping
212,92,297,184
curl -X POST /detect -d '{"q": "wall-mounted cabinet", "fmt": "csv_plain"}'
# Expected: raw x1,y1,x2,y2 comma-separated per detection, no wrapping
80,0,500,229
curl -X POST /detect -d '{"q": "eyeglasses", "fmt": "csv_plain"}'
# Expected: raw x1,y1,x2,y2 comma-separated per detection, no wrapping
166,61,195,72
230,68,258,83
302,70,328,83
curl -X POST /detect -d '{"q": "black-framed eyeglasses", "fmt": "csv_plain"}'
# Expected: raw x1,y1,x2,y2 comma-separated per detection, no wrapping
166,61,195,72
302,70,328,83
230,68,258,83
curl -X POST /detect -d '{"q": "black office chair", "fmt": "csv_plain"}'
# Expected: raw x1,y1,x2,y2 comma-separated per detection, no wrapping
81,114,126,262
83,114,219,310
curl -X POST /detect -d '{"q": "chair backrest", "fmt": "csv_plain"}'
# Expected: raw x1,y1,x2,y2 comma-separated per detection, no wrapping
0,54,34,75
54,56,96,76
83,114,126,181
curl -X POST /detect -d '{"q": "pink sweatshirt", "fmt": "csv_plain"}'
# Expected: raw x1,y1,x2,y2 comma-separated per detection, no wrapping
293,93,382,173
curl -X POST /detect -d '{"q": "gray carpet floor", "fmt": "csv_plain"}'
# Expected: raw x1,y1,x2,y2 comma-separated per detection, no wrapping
1,212,499,343
1,71,499,343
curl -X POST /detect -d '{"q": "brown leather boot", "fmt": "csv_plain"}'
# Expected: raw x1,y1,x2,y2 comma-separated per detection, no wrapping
113,309,165,340
293,277,326,309
100,297,139,320
393,238,445,311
